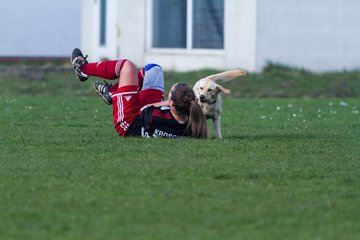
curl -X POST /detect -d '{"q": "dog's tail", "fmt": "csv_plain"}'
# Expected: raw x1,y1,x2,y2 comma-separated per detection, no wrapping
207,69,246,82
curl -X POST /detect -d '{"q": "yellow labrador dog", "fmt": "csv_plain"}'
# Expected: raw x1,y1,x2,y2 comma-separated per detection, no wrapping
193,70,246,139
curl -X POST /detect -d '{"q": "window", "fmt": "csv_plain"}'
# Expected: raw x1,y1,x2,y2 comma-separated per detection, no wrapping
152,0,187,48
193,0,224,49
151,0,224,50
100,0,107,46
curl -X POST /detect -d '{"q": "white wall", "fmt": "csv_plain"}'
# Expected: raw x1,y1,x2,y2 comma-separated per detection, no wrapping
117,0,146,65
82,0,145,63
81,0,119,62
0,0,81,57
81,0,95,59
256,0,360,72
82,0,360,72
81,0,256,72
144,50,226,71
225,0,257,72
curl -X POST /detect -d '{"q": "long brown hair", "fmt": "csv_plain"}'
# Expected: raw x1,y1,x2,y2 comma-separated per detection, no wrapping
171,83,209,139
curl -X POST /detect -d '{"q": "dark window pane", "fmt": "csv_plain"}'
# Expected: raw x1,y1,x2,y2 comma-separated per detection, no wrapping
193,0,224,49
100,0,106,46
153,0,187,48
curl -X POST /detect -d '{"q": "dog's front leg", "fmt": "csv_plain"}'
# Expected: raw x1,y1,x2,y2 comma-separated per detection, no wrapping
214,117,222,139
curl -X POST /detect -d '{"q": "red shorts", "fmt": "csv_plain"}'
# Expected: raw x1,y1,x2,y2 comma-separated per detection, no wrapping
112,85,163,136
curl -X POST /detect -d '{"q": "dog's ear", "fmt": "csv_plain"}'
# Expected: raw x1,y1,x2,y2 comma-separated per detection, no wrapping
207,69,246,82
217,84,231,94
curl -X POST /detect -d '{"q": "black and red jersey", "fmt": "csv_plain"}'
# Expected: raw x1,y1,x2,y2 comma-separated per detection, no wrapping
127,106,190,138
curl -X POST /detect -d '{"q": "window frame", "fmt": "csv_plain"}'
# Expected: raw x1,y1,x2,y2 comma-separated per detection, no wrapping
147,0,225,54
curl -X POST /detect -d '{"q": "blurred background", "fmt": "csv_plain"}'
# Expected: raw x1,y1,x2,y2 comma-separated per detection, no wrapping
1,0,360,73
0,0,80,61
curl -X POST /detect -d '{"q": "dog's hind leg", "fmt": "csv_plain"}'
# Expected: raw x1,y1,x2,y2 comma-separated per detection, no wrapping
214,117,222,139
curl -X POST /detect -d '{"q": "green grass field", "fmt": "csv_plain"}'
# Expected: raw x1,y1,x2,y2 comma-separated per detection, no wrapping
1,65,360,239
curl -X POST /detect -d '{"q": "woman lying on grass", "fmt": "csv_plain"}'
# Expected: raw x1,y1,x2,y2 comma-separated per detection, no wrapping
70,48,208,139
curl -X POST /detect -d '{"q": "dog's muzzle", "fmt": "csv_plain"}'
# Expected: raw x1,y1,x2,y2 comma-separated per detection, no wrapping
199,94,217,104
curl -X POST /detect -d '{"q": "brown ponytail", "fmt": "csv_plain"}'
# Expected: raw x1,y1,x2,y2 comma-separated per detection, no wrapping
171,83,209,139
187,100,209,139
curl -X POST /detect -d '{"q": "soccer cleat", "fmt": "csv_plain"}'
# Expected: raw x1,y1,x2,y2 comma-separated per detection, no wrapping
73,68,89,82
93,81,113,105
70,48,89,82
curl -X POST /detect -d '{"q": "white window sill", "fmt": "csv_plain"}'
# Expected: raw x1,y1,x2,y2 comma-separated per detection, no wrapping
147,48,225,56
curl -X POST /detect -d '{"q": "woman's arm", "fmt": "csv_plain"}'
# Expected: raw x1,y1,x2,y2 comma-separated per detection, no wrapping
147,100,170,107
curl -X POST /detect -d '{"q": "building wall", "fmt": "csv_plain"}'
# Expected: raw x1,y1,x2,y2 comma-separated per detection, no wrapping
225,0,257,72
257,0,360,72
0,0,81,57
82,0,360,72
82,0,105,61
117,0,146,65
82,0,144,63
82,0,256,72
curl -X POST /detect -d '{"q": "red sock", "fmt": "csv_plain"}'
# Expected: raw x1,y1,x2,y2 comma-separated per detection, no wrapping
81,60,127,80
